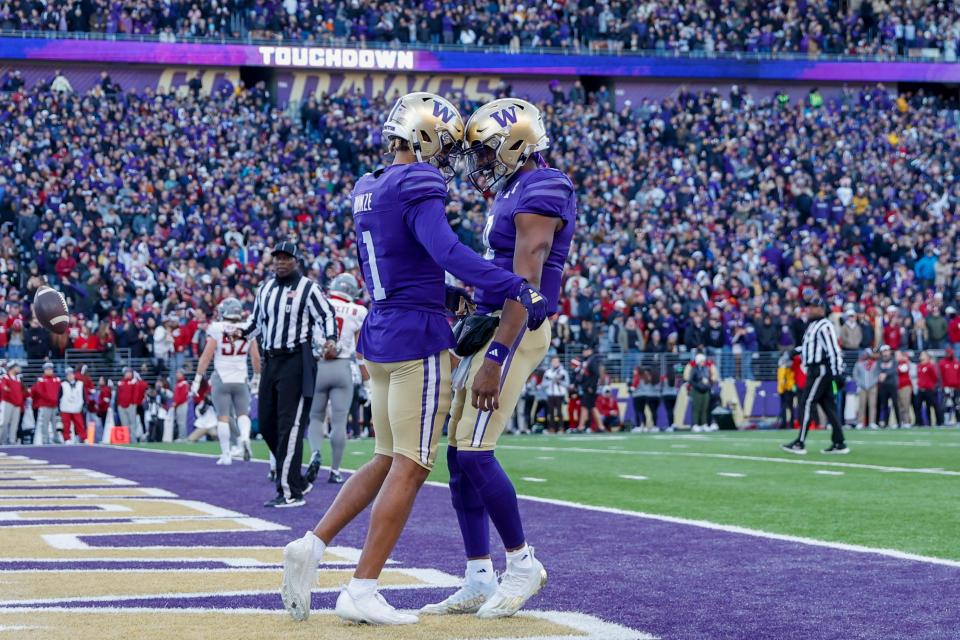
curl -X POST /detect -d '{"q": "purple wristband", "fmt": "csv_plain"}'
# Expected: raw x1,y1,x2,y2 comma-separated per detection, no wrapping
484,341,510,365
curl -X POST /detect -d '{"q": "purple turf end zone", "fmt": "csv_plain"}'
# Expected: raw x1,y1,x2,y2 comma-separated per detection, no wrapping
1,445,958,640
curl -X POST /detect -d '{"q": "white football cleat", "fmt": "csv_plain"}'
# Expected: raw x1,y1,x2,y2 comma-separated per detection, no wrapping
335,587,418,625
230,445,244,458
420,576,497,615
476,547,547,619
215,455,232,465
280,535,318,621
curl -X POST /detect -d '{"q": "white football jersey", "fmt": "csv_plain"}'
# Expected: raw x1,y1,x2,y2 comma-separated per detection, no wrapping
328,293,367,359
206,321,251,384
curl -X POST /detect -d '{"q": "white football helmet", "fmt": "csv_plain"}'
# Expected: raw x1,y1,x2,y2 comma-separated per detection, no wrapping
217,297,243,321
329,273,360,300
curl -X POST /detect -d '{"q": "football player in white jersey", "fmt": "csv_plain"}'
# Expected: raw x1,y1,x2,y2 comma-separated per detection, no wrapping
192,298,262,465
306,273,368,485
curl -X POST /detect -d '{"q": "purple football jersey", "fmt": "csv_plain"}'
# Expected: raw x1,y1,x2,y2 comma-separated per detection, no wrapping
352,162,524,363
475,167,577,315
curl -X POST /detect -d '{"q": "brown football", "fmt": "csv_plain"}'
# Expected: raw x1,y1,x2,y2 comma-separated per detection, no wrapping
33,286,70,335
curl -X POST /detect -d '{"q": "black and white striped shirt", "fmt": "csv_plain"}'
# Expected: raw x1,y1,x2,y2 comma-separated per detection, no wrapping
800,318,844,377
240,273,337,351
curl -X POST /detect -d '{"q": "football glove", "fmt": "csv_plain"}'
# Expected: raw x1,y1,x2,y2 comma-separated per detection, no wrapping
515,282,548,331
190,377,201,397
444,284,473,315
249,373,261,391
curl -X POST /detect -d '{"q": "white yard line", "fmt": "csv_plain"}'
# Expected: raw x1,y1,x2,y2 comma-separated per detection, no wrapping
716,472,746,478
512,493,960,570
496,444,960,476
618,475,648,481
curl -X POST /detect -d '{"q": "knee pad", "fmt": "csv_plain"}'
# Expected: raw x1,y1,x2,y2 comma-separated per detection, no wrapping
448,446,484,511
448,446,464,510
456,449,498,492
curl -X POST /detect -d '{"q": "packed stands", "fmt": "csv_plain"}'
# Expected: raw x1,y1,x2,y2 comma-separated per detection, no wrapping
0,1,958,58
1,67,959,389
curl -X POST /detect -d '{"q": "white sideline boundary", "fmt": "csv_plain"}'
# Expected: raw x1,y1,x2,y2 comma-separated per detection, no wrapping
25,444,960,570
496,444,960,476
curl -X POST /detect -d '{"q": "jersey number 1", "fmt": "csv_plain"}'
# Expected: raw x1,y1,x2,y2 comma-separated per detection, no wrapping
221,335,249,356
361,230,386,301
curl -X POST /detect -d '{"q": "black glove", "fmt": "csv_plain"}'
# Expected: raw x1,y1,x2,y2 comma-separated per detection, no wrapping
444,285,473,315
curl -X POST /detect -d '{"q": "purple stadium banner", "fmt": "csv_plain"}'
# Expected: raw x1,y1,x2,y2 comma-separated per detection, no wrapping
3,36,960,82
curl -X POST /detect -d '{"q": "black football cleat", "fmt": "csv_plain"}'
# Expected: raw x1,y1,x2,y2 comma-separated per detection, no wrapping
821,443,850,454
328,470,344,484
305,452,322,484
264,494,305,508
303,482,314,495
780,440,807,455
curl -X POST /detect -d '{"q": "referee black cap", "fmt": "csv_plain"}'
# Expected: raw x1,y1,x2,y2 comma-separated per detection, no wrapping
273,241,299,259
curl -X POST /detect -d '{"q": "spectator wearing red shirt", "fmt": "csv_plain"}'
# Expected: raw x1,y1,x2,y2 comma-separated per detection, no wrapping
791,353,807,391
0,312,8,357
133,371,149,440
595,387,622,432
172,371,191,440
116,368,139,438
170,312,197,386
54,248,77,281
883,316,903,351
915,352,943,426
567,390,582,431
72,325,100,351
31,363,61,444
939,348,960,424
949,308,960,351
1,363,24,444
896,351,914,427
91,376,113,440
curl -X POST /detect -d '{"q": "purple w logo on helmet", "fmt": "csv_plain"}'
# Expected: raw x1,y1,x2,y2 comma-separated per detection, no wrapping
432,101,455,123
490,107,518,127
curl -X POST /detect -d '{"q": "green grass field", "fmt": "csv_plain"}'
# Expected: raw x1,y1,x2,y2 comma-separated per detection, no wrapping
138,428,960,562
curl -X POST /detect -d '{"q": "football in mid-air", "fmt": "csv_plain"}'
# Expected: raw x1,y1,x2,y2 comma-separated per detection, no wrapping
33,286,70,335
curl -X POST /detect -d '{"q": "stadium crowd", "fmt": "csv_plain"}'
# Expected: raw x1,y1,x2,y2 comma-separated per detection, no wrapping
2,70,960,365
0,1,958,58
2,65,960,434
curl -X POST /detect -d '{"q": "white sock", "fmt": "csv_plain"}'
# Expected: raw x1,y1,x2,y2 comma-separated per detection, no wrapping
347,577,377,598
216,422,231,458
269,451,276,472
237,415,251,443
466,558,495,584
506,544,532,570
306,531,326,563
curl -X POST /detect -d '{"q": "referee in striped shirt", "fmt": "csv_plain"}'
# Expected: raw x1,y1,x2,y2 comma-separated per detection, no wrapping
239,241,338,507
782,296,849,455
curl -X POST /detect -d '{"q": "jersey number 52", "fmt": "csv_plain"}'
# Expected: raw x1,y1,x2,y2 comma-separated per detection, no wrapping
221,335,249,356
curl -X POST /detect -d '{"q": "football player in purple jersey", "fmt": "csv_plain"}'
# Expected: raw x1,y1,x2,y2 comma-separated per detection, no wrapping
422,99,577,619
279,92,548,626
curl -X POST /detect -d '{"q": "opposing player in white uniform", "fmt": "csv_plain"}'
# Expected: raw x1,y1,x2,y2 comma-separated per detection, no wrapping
192,298,262,465
306,274,368,485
